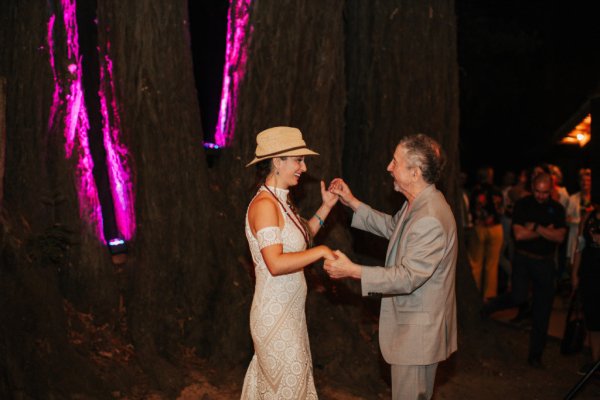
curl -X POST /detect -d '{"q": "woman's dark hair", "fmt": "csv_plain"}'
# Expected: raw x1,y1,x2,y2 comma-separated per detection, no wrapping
254,159,273,188
253,157,293,188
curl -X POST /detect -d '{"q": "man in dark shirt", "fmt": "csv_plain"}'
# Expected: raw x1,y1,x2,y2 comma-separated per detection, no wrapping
482,172,566,368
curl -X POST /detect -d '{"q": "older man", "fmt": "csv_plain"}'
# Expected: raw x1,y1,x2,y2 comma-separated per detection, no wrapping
325,134,457,400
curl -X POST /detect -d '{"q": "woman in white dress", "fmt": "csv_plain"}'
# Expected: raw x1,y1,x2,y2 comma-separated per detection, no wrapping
241,126,338,399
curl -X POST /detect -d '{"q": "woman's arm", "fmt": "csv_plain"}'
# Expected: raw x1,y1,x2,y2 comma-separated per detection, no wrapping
306,181,338,236
249,196,335,276
261,243,334,276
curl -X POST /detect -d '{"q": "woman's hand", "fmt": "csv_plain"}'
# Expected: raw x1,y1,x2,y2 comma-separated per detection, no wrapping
320,180,338,210
320,245,337,261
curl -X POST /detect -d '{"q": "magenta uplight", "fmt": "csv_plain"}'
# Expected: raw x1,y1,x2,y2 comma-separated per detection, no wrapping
47,14,61,134
47,0,105,242
47,0,135,243
214,0,253,147
99,51,135,241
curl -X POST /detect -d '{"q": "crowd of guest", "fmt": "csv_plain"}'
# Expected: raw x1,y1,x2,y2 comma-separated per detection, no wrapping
460,164,598,373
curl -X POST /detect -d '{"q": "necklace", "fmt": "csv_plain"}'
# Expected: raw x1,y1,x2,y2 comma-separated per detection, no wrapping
262,185,310,247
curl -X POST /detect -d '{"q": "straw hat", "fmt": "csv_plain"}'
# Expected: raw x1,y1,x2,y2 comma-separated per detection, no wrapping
246,126,319,167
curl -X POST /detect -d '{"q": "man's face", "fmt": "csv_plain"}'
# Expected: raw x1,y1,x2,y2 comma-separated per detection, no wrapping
533,179,552,204
386,145,414,193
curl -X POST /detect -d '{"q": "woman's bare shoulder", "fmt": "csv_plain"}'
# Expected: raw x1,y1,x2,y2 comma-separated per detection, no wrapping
248,192,280,218
248,192,282,232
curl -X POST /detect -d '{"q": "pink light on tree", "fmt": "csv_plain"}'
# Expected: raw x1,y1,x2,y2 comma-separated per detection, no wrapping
47,14,61,132
47,0,105,241
99,50,135,241
214,0,253,147
47,0,135,243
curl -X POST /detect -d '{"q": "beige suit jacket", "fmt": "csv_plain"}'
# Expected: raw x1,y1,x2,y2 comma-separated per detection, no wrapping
352,184,458,366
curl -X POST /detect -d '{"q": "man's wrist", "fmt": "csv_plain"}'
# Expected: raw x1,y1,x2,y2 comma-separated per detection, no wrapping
352,264,362,279
350,198,362,212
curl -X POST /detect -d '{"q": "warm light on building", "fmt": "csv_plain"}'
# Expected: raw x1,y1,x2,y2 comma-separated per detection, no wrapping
560,113,591,147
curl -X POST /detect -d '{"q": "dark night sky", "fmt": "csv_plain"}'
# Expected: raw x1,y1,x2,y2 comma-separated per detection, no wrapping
188,1,229,142
456,0,600,188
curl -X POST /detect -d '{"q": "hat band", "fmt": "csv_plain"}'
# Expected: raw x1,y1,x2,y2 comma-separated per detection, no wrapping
255,145,308,160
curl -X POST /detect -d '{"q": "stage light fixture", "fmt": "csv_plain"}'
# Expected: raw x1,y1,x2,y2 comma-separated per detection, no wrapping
108,238,127,255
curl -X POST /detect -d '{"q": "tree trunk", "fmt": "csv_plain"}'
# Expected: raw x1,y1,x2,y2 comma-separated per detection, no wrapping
344,0,460,213
0,1,115,398
98,0,218,393
0,76,5,206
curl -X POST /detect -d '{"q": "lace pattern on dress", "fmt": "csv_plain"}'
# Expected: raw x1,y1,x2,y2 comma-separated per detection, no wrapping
242,187,317,399
256,226,282,250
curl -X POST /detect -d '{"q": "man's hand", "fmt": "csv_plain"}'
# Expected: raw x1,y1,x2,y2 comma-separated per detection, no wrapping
328,178,361,211
323,250,361,280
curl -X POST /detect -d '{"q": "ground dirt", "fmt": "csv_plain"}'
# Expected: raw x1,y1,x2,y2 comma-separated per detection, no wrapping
69,298,600,400
173,322,600,400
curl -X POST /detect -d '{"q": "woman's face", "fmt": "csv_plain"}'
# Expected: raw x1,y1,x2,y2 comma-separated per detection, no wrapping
274,156,307,187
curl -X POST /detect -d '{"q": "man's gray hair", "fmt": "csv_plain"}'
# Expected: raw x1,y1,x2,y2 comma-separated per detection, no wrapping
398,134,446,184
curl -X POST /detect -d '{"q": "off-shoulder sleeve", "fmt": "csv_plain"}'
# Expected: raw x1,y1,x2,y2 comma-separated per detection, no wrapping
256,226,282,250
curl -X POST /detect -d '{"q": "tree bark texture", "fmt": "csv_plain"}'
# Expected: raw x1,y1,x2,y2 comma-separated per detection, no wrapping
97,0,219,392
1,0,468,397
0,1,115,398
0,77,6,206
344,0,460,214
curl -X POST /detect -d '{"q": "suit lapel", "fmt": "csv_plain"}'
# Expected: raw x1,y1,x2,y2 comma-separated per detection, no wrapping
385,201,409,265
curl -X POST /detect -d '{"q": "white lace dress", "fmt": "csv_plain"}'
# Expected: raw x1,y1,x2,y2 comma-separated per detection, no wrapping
241,186,318,399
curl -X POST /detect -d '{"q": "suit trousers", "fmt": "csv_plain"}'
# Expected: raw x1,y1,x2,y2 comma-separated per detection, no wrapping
391,363,438,400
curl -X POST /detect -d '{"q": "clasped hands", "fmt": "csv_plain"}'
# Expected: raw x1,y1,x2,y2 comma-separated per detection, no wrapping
323,250,361,280
321,178,361,280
